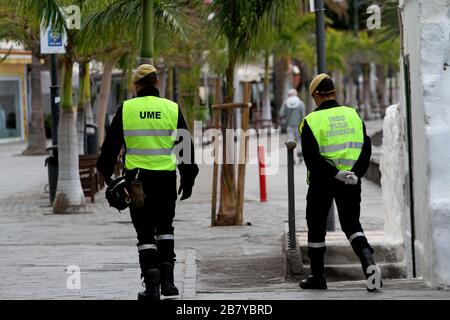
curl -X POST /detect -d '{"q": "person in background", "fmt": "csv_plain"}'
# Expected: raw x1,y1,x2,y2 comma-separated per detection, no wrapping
279,88,305,163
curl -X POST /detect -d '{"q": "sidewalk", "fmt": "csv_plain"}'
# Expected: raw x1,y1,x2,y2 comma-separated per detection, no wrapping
0,142,449,299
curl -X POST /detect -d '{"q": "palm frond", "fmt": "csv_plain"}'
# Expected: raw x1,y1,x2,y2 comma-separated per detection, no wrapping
79,0,194,60
207,0,299,62
377,0,399,43
19,0,67,32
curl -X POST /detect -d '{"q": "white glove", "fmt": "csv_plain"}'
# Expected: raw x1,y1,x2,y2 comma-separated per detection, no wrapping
335,170,357,184
345,173,358,185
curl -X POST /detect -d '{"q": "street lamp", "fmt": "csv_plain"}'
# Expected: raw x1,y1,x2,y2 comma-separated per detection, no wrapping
314,0,327,74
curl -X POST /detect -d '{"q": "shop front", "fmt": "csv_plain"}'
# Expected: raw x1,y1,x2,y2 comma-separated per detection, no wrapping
0,48,31,143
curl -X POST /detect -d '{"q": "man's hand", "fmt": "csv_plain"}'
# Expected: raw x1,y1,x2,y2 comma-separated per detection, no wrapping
178,183,193,201
335,170,358,185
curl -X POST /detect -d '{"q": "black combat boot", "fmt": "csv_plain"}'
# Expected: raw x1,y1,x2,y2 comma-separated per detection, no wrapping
138,268,160,301
160,262,179,296
299,274,327,289
300,247,327,290
359,248,383,292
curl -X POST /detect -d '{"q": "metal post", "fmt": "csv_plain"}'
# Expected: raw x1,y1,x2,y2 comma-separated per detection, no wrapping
314,0,327,74
286,140,297,249
50,54,60,153
314,0,335,231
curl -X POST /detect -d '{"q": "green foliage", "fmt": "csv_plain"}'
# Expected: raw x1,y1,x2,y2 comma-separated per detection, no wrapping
207,0,299,63
79,0,194,61
179,66,201,130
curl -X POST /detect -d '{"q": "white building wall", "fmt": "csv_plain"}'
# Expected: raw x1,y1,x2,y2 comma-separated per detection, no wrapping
400,0,450,287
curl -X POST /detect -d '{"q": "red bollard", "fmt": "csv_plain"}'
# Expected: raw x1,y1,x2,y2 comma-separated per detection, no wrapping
258,145,267,202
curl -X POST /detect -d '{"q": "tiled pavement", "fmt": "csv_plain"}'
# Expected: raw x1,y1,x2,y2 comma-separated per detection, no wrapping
1,142,449,300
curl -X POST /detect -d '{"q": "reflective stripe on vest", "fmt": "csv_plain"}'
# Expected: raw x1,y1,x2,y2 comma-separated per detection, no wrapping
300,106,364,171
123,96,179,171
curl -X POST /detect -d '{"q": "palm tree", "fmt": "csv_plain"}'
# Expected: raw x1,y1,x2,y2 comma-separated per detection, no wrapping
20,0,88,213
207,0,299,226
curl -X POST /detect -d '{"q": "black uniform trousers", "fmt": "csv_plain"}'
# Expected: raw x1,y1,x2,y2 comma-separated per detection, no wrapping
306,178,373,275
128,170,178,276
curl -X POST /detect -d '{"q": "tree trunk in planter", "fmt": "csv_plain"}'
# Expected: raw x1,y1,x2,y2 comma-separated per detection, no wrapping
96,60,115,145
53,55,85,214
23,55,47,155
215,61,238,226
53,108,85,213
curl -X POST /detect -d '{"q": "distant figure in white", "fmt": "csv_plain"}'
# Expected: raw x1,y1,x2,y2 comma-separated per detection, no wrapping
279,89,305,163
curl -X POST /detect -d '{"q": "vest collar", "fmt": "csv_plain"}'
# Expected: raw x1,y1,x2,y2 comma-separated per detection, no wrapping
315,99,340,111
136,86,160,98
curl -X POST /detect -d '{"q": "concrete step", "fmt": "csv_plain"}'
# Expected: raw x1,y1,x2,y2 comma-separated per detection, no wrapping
301,261,407,281
290,231,408,281
297,231,405,265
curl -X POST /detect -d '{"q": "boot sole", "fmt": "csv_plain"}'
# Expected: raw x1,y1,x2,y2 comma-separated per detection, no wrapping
299,284,328,290
137,293,160,301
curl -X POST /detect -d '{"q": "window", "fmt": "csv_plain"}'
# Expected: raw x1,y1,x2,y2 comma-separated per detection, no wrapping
0,79,21,139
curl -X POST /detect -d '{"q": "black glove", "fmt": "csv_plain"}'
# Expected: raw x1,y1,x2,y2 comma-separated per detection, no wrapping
178,182,193,201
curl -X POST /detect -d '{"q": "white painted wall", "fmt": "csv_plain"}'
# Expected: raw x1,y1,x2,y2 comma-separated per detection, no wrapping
399,0,450,287
380,104,406,240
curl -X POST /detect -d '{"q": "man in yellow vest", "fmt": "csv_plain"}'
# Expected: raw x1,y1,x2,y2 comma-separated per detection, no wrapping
97,64,199,300
299,74,382,291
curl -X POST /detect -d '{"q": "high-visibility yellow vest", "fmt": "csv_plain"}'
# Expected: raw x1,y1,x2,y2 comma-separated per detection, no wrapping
123,96,178,171
299,106,364,171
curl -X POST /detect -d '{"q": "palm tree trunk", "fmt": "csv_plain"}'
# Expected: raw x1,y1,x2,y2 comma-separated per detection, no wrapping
273,57,289,125
346,74,354,106
96,60,115,145
362,64,371,120
140,0,154,64
301,65,313,115
76,107,85,155
158,65,167,98
23,54,47,155
335,70,344,103
376,64,387,115
84,66,94,129
167,66,174,100
262,50,272,127
76,64,86,156
215,59,238,226
77,62,93,155
53,54,85,213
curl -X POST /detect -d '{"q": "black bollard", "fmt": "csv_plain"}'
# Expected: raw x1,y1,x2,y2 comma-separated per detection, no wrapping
286,139,297,249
